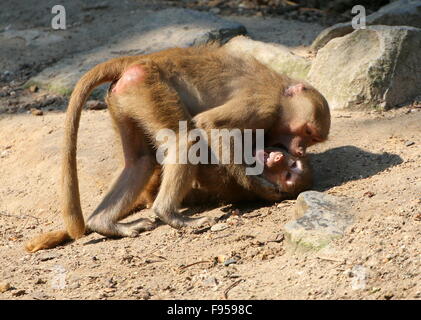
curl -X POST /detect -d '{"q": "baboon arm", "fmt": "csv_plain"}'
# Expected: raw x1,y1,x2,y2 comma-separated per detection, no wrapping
193,97,277,131
191,99,283,200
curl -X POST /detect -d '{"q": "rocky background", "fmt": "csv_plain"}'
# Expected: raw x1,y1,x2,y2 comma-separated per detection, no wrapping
0,0,420,300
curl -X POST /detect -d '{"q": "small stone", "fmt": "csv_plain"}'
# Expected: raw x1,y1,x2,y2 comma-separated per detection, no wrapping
223,258,237,266
211,223,228,232
68,282,80,290
364,191,375,198
29,85,38,93
384,292,394,300
86,100,107,110
38,252,59,261
231,209,240,216
32,293,49,300
0,150,10,158
136,290,151,300
0,282,11,293
202,276,218,287
243,212,261,219
226,216,240,225
216,255,228,263
9,91,16,97
405,141,415,147
30,108,43,116
35,278,46,285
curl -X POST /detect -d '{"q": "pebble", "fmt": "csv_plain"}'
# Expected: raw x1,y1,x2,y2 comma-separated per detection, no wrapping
384,292,394,300
0,282,11,293
29,85,38,93
405,141,415,147
32,293,49,300
223,258,237,266
30,108,43,116
86,100,107,110
68,282,80,290
210,223,228,232
226,216,240,225
134,289,151,300
202,276,218,287
0,150,10,158
38,252,59,261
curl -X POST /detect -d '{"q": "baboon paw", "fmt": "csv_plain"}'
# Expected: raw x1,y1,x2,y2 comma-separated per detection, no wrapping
179,216,216,229
127,230,140,238
158,213,215,229
127,218,159,235
189,216,216,228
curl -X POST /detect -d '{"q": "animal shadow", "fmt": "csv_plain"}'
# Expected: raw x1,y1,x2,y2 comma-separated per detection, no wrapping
310,145,403,191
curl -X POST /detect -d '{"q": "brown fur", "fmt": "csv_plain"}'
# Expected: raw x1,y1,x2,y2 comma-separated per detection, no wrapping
139,150,313,208
25,40,329,252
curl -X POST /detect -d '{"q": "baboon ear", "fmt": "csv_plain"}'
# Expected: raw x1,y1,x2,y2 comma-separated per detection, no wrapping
284,83,306,97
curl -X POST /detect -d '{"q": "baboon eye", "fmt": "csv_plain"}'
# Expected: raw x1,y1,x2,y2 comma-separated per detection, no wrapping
291,161,297,169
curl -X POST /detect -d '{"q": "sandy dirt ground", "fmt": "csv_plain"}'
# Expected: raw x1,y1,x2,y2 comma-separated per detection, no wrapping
0,1,420,300
1,107,419,300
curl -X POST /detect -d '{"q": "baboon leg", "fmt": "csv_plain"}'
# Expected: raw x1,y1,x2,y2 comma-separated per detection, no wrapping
153,160,215,229
112,64,215,229
86,115,156,238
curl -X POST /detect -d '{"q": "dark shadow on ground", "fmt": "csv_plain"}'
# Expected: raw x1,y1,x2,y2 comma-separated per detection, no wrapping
309,145,403,191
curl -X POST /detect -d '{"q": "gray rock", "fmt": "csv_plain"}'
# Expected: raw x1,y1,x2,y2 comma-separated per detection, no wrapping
283,191,353,251
29,8,246,96
86,100,107,110
224,36,311,80
202,276,218,287
3,29,64,47
312,0,421,50
211,223,228,232
308,26,421,110
223,258,238,266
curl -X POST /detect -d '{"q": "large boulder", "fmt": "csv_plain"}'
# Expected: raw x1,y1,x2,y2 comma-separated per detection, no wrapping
28,8,246,96
284,191,354,251
224,36,311,80
312,0,421,50
307,26,421,110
